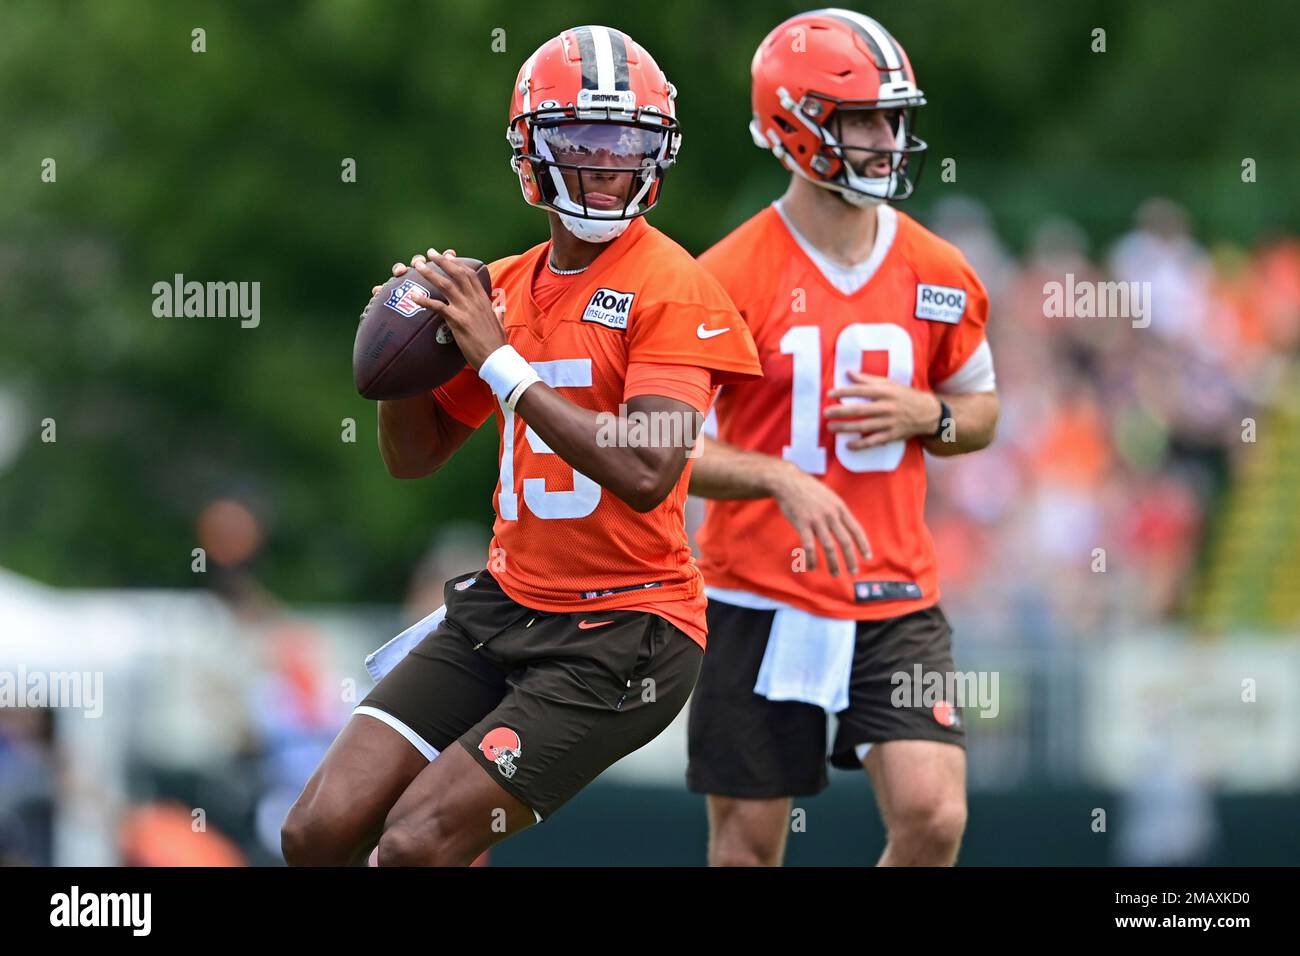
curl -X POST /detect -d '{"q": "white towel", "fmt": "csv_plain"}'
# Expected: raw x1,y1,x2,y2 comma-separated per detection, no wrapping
364,604,446,682
753,606,856,713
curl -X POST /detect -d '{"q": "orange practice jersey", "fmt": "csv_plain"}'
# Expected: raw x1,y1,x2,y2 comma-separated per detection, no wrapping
433,216,762,648
696,205,990,620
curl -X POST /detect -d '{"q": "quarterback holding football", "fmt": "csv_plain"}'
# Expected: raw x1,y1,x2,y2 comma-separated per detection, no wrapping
283,25,761,866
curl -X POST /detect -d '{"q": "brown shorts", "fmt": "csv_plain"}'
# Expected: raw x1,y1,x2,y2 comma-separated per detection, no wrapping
687,600,965,798
360,569,702,820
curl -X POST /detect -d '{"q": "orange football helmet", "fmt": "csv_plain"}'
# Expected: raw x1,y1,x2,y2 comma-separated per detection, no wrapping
507,26,682,242
749,9,927,204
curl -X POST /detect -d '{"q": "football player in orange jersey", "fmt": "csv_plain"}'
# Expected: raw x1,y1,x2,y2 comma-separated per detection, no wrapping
686,9,999,866
282,26,761,867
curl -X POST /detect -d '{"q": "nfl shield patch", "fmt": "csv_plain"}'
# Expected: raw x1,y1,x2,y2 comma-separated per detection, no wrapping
385,278,430,317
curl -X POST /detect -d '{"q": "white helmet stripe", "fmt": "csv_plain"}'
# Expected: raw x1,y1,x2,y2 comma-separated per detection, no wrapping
589,25,617,93
824,8,904,84
521,49,539,112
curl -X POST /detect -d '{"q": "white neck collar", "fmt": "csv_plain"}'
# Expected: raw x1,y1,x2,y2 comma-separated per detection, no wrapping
773,200,898,295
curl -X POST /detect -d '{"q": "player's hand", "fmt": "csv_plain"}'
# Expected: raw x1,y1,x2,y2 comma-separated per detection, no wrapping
767,462,872,576
408,249,505,370
369,249,456,296
825,371,944,449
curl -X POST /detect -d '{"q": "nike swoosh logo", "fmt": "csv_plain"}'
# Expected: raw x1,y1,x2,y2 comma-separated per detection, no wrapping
696,324,730,339
577,619,614,630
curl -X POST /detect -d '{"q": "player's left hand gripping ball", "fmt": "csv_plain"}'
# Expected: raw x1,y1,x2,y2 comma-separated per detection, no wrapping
410,250,505,370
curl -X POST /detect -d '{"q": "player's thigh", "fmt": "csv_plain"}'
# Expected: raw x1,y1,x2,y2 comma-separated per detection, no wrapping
707,794,793,834
291,618,510,852
863,738,966,831
706,795,792,866
379,640,700,866
284,712,431,860
380,738,537,866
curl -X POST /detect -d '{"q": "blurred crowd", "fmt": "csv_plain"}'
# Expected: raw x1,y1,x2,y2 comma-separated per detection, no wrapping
925,197,1300,643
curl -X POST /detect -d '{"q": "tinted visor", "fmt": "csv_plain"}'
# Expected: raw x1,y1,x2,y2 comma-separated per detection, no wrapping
535,123,666,216
537,122,666,167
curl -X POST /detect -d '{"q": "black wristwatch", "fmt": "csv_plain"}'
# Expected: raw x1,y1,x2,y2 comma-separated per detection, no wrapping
931,398,953,439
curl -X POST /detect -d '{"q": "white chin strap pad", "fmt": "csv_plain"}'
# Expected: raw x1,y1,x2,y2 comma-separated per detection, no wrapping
558,212,632,243
836,187,883,208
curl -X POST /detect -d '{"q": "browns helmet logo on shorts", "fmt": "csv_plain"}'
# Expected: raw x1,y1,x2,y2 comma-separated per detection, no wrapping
479,726,524,779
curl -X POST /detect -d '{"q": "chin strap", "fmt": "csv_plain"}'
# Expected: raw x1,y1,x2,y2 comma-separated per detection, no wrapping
558,212,632,244
834,185,884,209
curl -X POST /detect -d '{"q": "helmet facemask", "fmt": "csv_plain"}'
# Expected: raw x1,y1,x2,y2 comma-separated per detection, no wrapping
768,87,927,206
509,88,681,243
818,103,926,204
531,122,667,241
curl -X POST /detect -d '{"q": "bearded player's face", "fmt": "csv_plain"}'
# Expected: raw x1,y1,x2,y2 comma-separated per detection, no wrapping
833,107,904,179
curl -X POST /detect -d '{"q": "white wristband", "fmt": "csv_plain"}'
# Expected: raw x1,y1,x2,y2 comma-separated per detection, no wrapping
478,345,535,401
505,374,542,412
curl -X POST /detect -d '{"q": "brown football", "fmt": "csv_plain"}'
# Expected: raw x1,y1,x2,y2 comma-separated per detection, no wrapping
353,258,492,400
